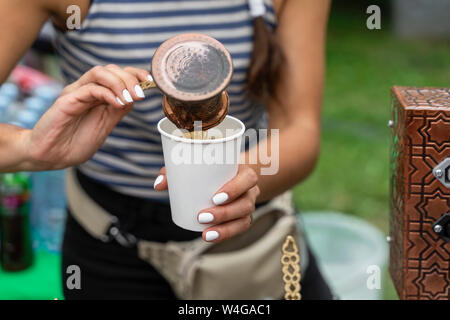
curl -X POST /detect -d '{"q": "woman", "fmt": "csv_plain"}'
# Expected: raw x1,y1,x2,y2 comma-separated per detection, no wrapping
0,0,332,299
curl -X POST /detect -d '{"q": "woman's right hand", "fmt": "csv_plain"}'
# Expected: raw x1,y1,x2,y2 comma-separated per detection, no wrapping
23,64,151,171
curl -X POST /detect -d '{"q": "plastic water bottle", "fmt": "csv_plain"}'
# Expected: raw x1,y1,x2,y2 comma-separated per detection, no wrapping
0,83,20,103
24,97,47,118
3,100,22,125
28,84,67,253
10,109,38,130
0,95,10,122
0,83,21,122
33,170,67,253
32,84,60,108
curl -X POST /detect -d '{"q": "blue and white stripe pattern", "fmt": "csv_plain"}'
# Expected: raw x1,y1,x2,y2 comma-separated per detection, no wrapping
54,0,277,200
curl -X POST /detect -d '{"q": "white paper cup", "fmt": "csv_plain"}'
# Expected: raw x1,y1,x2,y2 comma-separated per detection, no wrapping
157,115,245,231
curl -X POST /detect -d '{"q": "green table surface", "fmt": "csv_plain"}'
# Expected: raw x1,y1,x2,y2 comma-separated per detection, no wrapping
0,250,64,300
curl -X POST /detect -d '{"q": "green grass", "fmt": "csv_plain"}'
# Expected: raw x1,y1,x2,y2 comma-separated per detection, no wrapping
292,10,450,299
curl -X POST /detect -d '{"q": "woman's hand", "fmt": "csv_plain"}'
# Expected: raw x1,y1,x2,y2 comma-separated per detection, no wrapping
154,165,260,242
23,64,150,171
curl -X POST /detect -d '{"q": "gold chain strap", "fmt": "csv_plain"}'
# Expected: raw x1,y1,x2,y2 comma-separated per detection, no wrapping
282,235,301,300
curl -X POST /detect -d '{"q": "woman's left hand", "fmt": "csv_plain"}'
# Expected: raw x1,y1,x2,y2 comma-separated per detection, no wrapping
154,165,260,242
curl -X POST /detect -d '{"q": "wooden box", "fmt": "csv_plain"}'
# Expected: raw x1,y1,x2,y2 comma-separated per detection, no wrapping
389,86,450,300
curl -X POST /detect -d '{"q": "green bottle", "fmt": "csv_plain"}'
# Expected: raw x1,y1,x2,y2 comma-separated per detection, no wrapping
0,172,33,271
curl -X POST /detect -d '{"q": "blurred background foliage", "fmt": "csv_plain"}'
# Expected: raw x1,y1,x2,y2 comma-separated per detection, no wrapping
293,0,450,299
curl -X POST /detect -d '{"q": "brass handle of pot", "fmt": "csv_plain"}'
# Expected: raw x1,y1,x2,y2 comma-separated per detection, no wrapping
139,79,157,90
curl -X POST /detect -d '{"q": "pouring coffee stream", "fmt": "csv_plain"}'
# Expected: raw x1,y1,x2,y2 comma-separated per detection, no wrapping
137,33,233,137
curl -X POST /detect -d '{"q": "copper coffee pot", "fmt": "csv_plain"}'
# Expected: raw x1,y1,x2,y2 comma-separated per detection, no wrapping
138,33,233,132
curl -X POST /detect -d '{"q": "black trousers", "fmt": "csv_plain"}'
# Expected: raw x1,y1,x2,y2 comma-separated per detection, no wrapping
62,169,333,300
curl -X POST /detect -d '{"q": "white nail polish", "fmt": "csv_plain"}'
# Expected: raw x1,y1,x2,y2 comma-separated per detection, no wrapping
205,231,219,241
147,74,154,82
134,84,145,98
153,175,164,189
122,89,133,103
212,192,228,205
198,212,214,224
116,97,125,106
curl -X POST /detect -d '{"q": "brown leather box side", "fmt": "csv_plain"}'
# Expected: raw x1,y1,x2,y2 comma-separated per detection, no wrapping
389,87,407,298
389,86,450,300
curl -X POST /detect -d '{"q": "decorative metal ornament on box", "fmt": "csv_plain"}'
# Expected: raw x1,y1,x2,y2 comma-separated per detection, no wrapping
389,86,450,300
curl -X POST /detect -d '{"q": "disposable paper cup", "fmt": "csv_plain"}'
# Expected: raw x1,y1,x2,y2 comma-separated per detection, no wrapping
158,115,245,231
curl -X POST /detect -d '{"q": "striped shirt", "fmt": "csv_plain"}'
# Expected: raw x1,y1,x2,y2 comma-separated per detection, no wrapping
54,0,277,200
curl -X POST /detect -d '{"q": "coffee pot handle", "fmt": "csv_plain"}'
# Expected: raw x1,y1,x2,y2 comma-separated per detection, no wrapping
139,78,157,91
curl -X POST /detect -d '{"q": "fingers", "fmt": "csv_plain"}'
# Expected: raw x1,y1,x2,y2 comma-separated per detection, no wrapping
198,166,259,242
198,186,259,225
211,165,258,206
61,83,125,116
202,215,252,243
78,66,130,105
123,66,151,82
153,167,168,190
105,64,146,103
75,65,148,105
60,83,134,143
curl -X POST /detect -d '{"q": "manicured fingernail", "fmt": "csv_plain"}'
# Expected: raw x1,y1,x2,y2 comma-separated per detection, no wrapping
147,74,154,82
116,97,125,106
134,84,145,98
153,175,164,189
122,89,133,103
198,212,214,224
205,231,219,241
212,192,228,205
